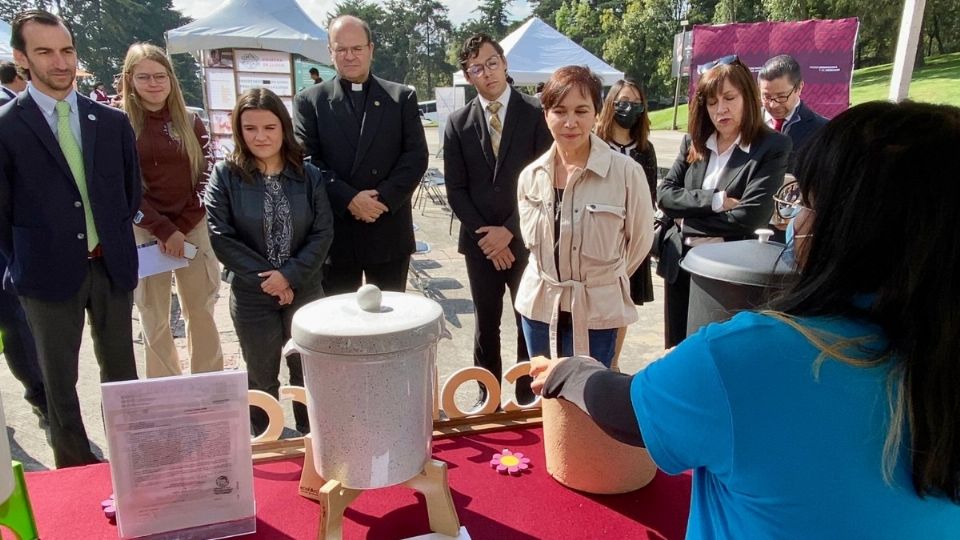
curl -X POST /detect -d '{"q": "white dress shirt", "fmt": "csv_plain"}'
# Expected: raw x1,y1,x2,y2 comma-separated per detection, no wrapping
476,85,511,136
764,100,801,132
28,85,82,149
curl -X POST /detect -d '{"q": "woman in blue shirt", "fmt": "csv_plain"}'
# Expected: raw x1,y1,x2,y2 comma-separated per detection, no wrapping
530,101,960,538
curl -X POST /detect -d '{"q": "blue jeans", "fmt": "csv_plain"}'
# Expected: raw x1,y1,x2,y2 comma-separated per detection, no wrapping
521,314,617,368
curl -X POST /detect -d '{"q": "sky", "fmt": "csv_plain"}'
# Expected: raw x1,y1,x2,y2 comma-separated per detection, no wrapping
171,0,535,27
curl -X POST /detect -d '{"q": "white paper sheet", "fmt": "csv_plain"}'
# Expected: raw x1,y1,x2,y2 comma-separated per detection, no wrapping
137,242,196,278
102,371,256,540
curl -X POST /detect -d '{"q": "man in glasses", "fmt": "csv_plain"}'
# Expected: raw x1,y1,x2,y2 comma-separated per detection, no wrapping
758,54,827,172
294,15,428,294
443,33,552,408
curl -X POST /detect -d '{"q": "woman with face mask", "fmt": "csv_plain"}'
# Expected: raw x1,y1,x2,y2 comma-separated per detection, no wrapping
595,79,657,368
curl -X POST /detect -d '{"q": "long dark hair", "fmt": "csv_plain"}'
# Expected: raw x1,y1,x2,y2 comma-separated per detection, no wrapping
687,58,765,163
596,79,651,152
774,101,960,502
227,88,304,183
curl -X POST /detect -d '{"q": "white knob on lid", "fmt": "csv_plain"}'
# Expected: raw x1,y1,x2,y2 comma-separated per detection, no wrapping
356,284,383,312
755,229,774,244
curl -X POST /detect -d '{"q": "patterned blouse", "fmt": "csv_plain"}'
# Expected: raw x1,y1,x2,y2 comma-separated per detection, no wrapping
262,173,292,268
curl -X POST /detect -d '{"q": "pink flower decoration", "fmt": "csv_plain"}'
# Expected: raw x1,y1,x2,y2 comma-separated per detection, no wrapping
101,494,116,520
490,448,531,475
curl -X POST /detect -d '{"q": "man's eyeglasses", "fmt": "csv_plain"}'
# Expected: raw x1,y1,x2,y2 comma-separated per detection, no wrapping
466,55,503,78
697,54,738,74
332,44,370,57
761,84,799,105
133,73,169,84
773,180,812,220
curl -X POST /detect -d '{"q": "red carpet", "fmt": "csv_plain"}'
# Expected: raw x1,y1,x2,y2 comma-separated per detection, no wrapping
14,427,691,539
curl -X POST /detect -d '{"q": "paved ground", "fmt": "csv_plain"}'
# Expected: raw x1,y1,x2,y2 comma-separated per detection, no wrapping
1,128,684,471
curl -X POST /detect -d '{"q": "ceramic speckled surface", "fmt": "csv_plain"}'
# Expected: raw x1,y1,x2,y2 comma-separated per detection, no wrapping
287,287,444,489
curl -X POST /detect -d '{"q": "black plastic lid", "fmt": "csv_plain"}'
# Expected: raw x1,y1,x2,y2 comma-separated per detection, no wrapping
680,238,795,287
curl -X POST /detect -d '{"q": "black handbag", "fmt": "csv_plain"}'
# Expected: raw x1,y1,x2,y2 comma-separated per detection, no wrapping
650,213,672,259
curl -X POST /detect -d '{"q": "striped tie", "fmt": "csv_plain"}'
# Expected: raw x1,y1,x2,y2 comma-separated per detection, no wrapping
487,101,502,157
56,101,98,251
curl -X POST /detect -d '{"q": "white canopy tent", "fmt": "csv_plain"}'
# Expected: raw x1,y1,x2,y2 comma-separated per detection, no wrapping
453,17,624,86
165,0,330,64
0,21,14,62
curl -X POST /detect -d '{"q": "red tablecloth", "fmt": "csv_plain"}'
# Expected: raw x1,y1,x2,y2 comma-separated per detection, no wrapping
17,427,691,539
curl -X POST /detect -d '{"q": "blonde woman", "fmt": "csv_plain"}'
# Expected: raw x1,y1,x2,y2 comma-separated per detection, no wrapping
123,43,222,378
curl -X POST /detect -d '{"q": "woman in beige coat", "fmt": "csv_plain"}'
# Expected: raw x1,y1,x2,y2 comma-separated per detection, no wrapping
515,66,653,367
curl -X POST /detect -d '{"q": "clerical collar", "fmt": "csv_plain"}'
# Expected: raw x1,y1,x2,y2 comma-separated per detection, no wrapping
339,77,370,94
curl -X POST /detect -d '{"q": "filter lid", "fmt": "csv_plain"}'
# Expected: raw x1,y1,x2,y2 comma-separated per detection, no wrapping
291,285,445,355
680,233,796,287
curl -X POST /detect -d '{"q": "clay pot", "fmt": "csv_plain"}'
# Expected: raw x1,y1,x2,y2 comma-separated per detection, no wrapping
542,396,657,494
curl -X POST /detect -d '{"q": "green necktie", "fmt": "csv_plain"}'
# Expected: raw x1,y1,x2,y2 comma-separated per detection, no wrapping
55,101,98,251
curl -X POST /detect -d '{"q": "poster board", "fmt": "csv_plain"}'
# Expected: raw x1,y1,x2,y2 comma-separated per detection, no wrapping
102,370,256,540
689,18,859,119
206,68,236,111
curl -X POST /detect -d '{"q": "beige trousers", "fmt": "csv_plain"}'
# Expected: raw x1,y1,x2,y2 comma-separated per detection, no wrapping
134,221,223,378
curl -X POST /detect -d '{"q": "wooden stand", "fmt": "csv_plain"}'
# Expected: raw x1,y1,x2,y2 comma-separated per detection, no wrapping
314,459,460,540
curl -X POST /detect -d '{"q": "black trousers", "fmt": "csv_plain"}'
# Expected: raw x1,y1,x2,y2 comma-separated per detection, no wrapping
229,285,322,434
0,279,46,414
664,267,692,349
18,259,137,468
323,256,411,295
464,253,533,404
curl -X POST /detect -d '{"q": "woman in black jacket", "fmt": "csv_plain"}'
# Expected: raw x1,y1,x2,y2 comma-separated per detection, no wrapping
656,56,790,348
595,79,657,368
205,88,333,435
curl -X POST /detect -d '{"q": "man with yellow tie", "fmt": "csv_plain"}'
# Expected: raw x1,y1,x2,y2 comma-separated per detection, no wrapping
443,34,552,408
0,10,142,468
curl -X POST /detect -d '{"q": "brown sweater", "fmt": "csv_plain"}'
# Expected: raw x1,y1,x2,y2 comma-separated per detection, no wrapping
135,107,213,241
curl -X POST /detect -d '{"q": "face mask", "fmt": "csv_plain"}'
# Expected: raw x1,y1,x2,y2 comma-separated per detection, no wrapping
613,100,644,129
782,218,797,268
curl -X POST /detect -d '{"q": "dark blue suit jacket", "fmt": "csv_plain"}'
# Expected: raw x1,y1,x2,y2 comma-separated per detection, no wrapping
0,91,141,301
784,100,828,172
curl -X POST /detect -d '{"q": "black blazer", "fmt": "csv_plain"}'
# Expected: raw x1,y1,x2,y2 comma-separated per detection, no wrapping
443,89,552,259
656,130,791,283
0,91,141,300
293,75,428,265
204,161,334,294
783,100,828,172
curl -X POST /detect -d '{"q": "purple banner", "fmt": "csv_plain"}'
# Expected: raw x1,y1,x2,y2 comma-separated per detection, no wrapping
690,18,860,119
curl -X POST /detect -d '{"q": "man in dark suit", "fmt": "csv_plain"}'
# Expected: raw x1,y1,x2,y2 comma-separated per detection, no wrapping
0,61,27,105
444,34,552,406
0,10,141,468
758,54,828,173
294,15,428,294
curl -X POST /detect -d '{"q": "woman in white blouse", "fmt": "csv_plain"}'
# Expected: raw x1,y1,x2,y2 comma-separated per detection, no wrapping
655,55,791,348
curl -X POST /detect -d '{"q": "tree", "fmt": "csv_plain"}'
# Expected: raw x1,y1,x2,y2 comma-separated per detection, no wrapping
555,0,607,57
472,0,514,39
0,0,201,104
407,0,454,97
530,0,566,25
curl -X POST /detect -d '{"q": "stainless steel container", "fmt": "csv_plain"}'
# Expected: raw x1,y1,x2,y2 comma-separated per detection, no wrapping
283,285,446,489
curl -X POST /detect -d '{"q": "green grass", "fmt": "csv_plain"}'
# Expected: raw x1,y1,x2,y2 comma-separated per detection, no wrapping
647,52,960,131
